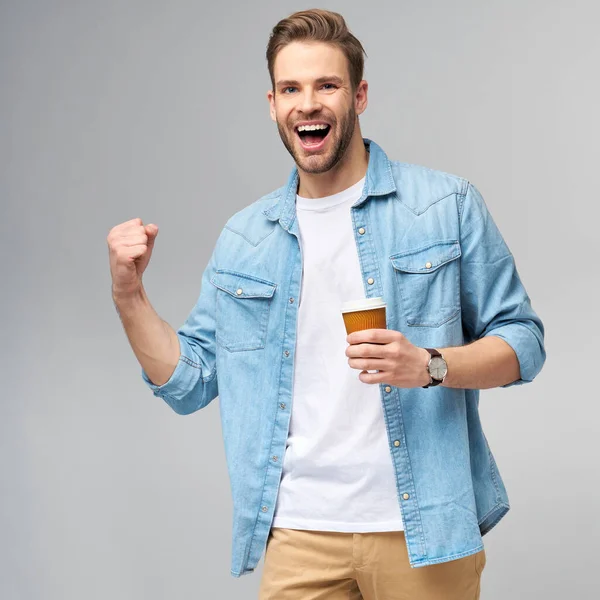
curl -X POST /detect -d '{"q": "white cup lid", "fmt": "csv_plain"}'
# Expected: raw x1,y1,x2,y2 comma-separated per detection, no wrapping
340,297,386,313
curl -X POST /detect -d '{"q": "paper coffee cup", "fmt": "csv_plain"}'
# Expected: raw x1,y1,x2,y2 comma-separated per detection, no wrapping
340,297,387,334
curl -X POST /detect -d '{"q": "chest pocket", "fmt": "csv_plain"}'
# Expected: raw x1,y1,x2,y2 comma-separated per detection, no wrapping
390,240,461,327
210,270,277,352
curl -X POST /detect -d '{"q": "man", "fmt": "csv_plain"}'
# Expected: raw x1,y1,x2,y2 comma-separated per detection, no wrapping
107,9,545,599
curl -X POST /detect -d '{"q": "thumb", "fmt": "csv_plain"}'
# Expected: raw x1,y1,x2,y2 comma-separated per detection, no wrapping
145,224,159,250
145,223,158,238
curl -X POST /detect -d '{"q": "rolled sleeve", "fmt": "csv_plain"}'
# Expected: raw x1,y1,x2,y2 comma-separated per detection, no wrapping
459,182,546,387
489,323,545,387
141,333,204,398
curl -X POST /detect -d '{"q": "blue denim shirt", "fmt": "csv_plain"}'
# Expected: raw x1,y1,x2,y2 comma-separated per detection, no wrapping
142,139,545,577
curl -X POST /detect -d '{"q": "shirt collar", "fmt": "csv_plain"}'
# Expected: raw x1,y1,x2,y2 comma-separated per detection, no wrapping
262,138,396,230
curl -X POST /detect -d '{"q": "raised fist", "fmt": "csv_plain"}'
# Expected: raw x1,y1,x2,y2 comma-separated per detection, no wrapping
107,218,158,297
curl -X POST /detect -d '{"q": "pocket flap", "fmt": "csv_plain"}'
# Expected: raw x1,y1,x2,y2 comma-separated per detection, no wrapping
210,270,277,299
390,240,461,274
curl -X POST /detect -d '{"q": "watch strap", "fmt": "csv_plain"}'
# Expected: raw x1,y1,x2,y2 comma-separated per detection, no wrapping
423,348,443,389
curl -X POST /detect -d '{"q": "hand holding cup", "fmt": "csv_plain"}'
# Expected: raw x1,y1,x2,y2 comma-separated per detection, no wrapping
343,297,430,387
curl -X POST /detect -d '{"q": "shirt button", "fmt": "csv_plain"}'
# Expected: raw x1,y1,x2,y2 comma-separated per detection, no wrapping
279,402,286,409
425,262,432,269
384,386,392,393
289,297,295,303
261,506,268,512
403,493,410,500
367,278,374,285
284,350,290,357
236,288,243,295
272,455,279,462
394,440,401,447
358,227,366,235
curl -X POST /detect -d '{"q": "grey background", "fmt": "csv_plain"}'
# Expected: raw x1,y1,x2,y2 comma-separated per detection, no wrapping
1,0,598,598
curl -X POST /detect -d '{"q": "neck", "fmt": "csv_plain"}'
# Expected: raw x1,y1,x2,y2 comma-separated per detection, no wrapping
296,128,369,199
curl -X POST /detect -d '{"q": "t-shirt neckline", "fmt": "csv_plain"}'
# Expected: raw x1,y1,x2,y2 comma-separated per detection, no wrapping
296,176,366,212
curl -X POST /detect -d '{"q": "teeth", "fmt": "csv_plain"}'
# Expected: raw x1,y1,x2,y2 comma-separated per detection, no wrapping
297,124,329,132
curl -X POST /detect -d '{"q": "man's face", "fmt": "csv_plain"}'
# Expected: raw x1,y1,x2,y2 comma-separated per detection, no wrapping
268,42,367,174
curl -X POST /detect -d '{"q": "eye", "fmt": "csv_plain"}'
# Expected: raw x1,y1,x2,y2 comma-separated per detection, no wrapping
322,83,337,90
282,87,297,94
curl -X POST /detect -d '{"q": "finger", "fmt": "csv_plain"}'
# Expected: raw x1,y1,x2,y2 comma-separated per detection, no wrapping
120,235,148,247
347,328,403,345
358,370,387,384
348,358,386,371
113,218,143,231
121,244,147,260
108,221,142,241
346,342,388,358
112,225,146,240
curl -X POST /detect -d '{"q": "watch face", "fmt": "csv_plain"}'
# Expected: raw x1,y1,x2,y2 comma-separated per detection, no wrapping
429,356,448,380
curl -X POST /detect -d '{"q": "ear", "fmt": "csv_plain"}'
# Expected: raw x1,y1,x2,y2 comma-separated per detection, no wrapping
267,90,276,122
355,80,368,116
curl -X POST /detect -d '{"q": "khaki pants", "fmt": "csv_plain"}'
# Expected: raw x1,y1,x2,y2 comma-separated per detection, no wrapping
259,528,486,600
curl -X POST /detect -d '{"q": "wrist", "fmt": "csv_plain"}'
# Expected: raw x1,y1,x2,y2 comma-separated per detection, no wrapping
112,285,148,311
419,347,432,387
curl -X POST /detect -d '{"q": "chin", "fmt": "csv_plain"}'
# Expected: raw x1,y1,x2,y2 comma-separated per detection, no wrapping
296,156,332,174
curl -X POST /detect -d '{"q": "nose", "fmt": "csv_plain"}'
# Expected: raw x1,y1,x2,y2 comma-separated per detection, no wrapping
298,87,322,114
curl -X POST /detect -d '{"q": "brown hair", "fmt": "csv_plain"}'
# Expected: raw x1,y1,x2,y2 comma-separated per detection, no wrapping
266,9,367,92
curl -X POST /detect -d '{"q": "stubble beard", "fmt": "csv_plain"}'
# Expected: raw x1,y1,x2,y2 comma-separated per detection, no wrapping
276,104,357,175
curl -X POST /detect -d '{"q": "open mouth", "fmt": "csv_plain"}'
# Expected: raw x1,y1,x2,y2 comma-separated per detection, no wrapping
295,124,332,151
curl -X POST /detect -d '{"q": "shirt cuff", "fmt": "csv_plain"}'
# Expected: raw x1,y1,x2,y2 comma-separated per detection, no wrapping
141,334,203,401
486,323,546,388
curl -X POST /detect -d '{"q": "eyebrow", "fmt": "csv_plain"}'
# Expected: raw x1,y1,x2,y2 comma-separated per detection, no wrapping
276,75,345,88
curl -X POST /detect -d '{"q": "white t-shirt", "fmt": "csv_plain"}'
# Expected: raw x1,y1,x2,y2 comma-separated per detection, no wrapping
271,177,404,532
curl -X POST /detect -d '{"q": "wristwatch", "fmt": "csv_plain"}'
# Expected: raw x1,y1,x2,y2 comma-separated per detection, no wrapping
423,348,448,388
